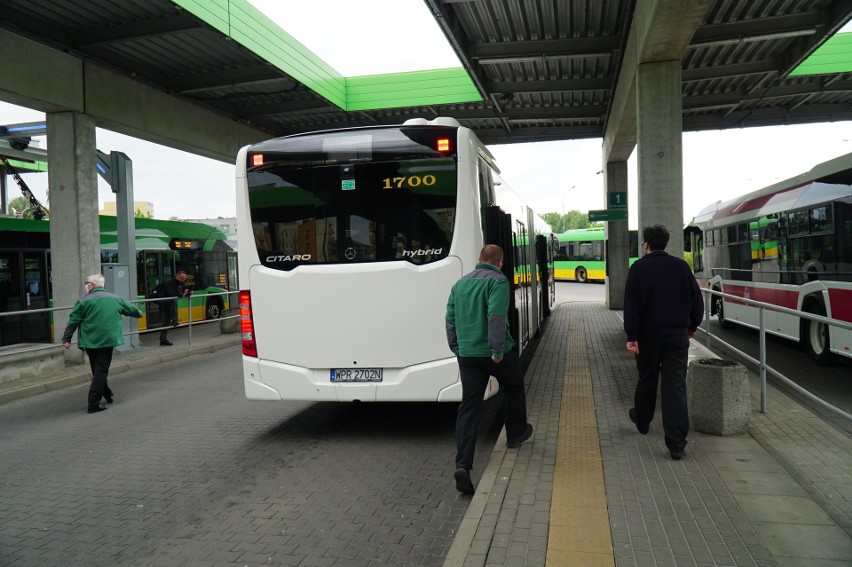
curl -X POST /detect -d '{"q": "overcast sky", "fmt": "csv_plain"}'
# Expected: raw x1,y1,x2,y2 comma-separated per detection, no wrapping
2,1,850,226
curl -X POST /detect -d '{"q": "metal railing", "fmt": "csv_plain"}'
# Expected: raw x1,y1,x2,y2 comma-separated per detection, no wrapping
132,290,240,345
699,287,852,421
0,290,240,355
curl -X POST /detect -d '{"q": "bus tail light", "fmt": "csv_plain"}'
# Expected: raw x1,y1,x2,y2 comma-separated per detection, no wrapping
239,290,257,357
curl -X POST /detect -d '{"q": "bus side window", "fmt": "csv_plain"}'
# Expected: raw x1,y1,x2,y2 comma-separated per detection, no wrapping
478,159,494,206
692,233,703,273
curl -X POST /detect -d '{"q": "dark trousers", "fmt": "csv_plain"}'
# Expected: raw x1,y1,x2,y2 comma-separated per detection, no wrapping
86,347,114,410
159,300,176,341
633,335,690,452
455,350,528,470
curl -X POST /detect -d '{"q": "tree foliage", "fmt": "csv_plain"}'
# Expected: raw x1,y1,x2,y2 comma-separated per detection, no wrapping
7,196,38,219
134,208,153,219
538,210,604,233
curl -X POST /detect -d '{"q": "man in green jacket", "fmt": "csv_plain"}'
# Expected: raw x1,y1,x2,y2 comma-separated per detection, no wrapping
446,244,533,494
62,274,143,414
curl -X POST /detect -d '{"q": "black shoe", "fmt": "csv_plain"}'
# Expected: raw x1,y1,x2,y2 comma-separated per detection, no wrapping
506,423,534,449
670,450,684,460
160,340,173,346
87,405,108,414
454,468,475,495
104,391,113,404
629,408,649,434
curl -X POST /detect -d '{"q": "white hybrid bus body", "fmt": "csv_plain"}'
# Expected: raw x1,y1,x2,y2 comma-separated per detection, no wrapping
236,117,556,402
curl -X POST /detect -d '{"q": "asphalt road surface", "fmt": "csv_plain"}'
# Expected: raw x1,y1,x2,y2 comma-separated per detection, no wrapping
0,347,504,567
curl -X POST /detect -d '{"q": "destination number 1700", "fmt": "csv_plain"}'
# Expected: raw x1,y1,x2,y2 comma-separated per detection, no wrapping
381,175,437,189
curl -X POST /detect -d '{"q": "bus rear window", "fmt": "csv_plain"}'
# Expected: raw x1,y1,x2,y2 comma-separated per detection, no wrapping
247,158,457,269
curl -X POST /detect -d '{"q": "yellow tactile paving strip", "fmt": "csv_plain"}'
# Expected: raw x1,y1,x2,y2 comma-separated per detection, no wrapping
547,310,615,566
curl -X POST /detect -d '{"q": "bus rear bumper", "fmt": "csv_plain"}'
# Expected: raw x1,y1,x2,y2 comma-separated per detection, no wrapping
243,358,281,401
244,356,463,402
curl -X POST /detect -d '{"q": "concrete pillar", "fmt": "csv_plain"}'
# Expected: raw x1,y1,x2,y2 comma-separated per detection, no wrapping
605,160,629,309
111,152,141,350
636,60,684,256
47,112,99,363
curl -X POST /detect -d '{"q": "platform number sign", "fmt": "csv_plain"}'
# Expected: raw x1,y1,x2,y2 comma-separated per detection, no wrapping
608,192,627,210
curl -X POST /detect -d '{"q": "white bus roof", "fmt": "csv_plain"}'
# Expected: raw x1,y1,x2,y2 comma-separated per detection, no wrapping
690,151,852,229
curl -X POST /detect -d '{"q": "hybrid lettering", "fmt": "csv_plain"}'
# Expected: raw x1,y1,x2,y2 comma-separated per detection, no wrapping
402,248,443,257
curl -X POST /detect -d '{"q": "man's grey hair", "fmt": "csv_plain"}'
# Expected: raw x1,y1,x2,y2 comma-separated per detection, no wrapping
86,274,105,288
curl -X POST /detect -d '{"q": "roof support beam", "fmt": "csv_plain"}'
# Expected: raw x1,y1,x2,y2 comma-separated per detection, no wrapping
684,103,852,131
488,78,612,94
689,13,821,48
239,99,336,118
471,37,619,63
682,60,778,83
168,65,284,93
683,79,852,112
0,29,267,163
603,0,712,163
69,14,203,48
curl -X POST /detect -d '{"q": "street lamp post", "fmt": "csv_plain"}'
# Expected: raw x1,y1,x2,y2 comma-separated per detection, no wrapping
562,185,576,214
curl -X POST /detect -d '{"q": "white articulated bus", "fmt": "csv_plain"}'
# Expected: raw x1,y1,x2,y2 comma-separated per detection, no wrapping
688,151,852,365
235,117,556,402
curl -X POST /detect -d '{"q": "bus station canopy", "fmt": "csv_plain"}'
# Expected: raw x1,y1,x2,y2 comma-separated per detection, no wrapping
0,0,850,147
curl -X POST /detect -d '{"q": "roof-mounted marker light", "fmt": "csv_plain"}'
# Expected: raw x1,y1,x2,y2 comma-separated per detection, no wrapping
437,138,451,152
251,154,264,167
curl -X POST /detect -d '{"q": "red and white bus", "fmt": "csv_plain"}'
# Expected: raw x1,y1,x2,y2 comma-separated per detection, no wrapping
687,151,852,365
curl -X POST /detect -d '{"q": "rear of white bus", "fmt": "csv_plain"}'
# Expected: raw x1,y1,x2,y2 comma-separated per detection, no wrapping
235,123,480,402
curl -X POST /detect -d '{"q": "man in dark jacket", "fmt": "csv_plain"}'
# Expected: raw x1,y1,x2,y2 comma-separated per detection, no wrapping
62,274,143,413
155,271,191,346
446,244,534,494
623,225,704,460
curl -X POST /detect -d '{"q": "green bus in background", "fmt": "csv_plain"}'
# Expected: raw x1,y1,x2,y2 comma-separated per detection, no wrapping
554,227,638,283
0,216,238,346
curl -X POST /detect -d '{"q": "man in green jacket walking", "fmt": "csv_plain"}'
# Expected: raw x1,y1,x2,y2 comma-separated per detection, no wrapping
446,244,533,494
62,274,143,414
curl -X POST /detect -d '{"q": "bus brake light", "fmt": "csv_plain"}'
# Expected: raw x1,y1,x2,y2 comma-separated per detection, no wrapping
436,138,451,152
251,153,264,167
239,290,257,357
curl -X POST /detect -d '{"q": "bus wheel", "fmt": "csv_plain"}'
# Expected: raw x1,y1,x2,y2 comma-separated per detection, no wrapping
714,288,734,329
205,299,223,320
802,302,832,366
575,266,588,283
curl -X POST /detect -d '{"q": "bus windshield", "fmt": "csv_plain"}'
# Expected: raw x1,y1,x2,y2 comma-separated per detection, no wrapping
247,128,458,270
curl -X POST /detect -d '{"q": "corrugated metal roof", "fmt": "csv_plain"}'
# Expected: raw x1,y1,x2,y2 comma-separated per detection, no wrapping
1,0,850,145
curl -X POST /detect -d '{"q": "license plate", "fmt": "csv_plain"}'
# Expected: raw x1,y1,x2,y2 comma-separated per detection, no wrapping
330,368,383,382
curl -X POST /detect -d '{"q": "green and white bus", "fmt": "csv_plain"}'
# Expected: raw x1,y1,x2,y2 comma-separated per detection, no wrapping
554,227,639,282
0,216,238,346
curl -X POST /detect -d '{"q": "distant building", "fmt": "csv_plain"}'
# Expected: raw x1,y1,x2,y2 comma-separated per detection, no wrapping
182,217,238,249
101,200,154,217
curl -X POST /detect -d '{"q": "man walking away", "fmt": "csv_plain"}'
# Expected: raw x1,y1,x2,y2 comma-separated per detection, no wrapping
446,244,534,494
623,225,704,459
63,274,143,413
155,270,191,346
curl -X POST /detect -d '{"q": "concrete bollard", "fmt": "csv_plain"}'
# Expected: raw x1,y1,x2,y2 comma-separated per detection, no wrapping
687,358,751,436
219,308,240,334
